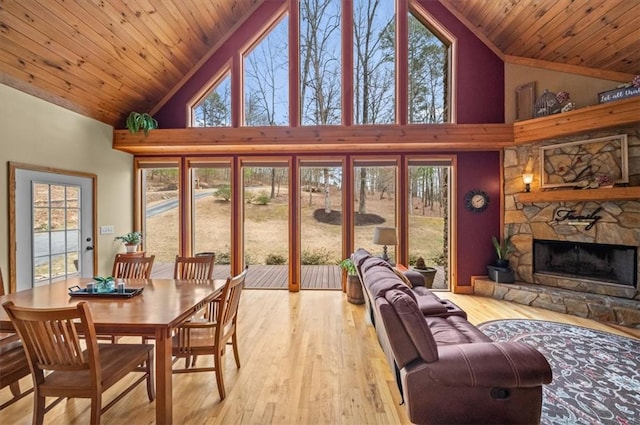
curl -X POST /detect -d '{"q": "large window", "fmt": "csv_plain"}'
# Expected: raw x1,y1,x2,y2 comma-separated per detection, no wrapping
192,72,232,127
299,161,343,289
408,13,449,123
353,0,396,125
242,163,290,288
353,161,397,261
299,0,342,125
190,162,232,278
243,16,289,126
190,1,452,127
407,160,451,289
139,162,181,267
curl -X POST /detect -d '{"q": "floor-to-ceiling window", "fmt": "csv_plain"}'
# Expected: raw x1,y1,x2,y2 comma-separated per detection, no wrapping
189,159,233,279
407,159,451,289
299,160,344,289
134,155,454,290
137,159,181,275
353,159,398,262
242,161,290,288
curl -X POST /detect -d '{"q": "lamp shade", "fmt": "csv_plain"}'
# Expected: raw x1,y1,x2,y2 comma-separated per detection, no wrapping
373,227,397,246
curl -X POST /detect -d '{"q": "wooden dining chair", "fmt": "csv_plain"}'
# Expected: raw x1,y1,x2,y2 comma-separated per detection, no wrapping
111,254,155,279
2,301,155,425
174,253,215,280
172,267,248,400
0,267,33,410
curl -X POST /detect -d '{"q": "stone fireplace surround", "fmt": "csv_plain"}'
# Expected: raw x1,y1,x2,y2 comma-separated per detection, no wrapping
477,128,640,329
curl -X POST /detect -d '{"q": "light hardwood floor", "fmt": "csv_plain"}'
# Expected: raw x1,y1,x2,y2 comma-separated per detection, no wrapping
1,290,637,424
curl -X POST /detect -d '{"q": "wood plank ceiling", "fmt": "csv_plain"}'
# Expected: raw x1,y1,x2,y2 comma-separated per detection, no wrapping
1,0,638,127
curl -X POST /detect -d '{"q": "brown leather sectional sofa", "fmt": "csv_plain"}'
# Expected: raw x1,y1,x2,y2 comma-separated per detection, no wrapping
353,248,553,425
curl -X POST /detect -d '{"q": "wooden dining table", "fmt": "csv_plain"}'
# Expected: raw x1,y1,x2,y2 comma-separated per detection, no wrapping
0,277,226,425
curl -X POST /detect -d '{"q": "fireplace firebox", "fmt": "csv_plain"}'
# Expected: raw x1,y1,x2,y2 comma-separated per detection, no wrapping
533,239,637,288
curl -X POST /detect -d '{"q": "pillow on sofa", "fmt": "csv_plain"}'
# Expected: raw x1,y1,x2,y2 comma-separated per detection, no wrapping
403,270,426,287
391,267,413,287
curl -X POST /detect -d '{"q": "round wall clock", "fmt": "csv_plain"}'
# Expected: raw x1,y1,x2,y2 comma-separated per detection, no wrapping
464,189,489,213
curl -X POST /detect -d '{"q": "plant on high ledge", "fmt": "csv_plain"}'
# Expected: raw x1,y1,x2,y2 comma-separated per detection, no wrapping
125,112,158,135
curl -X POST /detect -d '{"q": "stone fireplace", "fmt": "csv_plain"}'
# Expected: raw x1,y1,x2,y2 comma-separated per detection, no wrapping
478,127,640,328
533,239,637,288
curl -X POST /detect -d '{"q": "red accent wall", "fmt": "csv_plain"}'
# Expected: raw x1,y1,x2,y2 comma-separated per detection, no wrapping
154,0,504,127
417,0,504,124
456,152,501,286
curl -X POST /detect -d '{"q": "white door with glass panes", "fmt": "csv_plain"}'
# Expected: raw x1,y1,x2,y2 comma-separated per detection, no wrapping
15,169,94,291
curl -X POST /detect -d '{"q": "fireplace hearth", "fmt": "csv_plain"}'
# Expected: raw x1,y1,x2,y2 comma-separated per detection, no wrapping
533,239,637,288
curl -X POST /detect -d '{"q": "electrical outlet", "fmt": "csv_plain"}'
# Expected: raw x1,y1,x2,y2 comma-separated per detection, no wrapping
100,225,114,235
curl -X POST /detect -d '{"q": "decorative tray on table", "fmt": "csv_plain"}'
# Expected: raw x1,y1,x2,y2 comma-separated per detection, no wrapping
68,285,144,298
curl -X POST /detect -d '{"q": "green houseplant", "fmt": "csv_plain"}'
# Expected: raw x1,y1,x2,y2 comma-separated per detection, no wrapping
339,258,357,276
114,231,143,253
491,233,512,268
125,112,158,135
339,258,363,305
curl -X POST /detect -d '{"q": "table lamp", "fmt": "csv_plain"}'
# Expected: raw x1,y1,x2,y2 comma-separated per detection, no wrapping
373,227,397,264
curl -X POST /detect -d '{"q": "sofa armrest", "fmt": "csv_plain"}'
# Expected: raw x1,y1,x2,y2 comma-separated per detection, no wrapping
419,342,552,388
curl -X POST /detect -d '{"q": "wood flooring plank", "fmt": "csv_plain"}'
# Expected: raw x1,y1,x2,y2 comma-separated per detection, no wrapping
3,290,635,424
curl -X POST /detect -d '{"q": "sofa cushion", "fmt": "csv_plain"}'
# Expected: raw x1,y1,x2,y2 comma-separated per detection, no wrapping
364,266,417,302
361,256,393,273
352,248,372,269
385,289,439,363
426,316,492,346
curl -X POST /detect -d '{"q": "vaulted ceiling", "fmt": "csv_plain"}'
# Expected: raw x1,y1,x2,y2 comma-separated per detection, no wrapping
1,0,638,127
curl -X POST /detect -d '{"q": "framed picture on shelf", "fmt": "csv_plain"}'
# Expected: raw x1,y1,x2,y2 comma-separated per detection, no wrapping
515,82,535,121
540,134,629,188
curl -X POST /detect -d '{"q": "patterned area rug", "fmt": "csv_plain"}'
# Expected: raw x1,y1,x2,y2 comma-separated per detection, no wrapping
477,319,640,425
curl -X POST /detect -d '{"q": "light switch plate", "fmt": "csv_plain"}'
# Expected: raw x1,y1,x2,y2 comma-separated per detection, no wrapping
100,225,114,235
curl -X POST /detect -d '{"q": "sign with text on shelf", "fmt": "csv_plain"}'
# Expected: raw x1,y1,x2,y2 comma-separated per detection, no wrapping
553,207,602,231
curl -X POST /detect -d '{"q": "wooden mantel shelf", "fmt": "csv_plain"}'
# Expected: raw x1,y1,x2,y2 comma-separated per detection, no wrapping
515,186,640,203
513,97,640,144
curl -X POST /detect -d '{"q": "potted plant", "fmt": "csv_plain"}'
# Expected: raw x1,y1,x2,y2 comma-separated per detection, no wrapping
125,112,158,135
411,256,437,289
488,229,515,283
114,231,143,253
491,233,512,268
339,258,363,304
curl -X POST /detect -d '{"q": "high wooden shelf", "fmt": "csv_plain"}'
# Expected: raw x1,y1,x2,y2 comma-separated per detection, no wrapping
112,124,513,155
513,97,640,144
515,186,640,204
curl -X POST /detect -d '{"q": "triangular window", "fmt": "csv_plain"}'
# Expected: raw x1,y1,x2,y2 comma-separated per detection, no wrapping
192,72,232,127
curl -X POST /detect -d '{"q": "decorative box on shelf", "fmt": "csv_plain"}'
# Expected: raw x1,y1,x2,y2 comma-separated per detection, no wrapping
598,86,640,104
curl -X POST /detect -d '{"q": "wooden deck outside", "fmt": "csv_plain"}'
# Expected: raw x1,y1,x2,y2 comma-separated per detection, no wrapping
151,263,343,289
151,262,446,290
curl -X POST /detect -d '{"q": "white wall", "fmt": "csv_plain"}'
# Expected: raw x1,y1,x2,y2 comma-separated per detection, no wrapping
504,63,623,123
0,84,134,290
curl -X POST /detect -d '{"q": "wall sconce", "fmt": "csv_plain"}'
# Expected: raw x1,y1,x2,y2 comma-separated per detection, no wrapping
522,173,534,192
373,227,397,264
